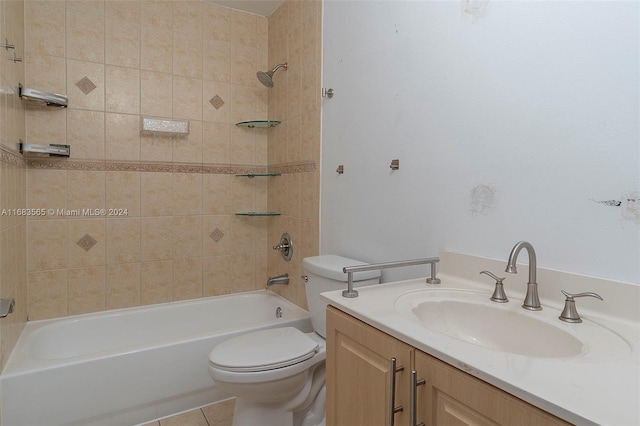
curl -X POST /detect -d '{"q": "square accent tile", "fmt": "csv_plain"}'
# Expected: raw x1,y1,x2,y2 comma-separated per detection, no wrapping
210,228,224,242
77,234,98,252
209,95,225,110
76,76,97,95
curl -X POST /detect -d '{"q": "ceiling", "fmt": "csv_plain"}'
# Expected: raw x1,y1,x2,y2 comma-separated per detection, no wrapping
207,0,285,17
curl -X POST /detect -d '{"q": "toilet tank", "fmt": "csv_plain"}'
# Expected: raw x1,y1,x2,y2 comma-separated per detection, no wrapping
303,255,381,338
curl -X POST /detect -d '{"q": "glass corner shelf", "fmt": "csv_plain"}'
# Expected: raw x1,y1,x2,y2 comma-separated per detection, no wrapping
235,173,281,178
235,212,281,217
235,120,281,128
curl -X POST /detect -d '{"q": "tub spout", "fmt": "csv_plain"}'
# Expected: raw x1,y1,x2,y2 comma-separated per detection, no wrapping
267,274,289,287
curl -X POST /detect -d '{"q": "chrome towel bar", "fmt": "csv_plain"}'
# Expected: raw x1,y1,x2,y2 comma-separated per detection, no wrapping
342,257,440,298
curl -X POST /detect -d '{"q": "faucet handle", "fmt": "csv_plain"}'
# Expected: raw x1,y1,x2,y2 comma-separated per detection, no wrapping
559,290,603,323
272,233,293,261
480,270,505,283
479,271,508,303
560,290,603,301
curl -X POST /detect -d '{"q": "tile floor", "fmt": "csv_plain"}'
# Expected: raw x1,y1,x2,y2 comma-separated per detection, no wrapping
141,399,235,426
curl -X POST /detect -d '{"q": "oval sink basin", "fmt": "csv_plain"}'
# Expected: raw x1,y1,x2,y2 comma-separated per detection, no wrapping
395,289,630,359
412,299,583,357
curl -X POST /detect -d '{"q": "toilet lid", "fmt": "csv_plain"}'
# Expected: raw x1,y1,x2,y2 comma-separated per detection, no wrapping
209,327,319,372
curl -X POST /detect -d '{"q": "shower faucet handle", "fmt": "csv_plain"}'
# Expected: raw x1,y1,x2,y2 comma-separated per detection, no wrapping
272,233,293,261
272,242,289,251
479,270,508,303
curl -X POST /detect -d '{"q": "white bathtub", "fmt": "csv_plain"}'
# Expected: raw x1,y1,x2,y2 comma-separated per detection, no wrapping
1,290,312,426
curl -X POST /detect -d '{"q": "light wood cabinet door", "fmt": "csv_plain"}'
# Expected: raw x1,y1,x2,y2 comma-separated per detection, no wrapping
326,306,414,426
413,350,572,426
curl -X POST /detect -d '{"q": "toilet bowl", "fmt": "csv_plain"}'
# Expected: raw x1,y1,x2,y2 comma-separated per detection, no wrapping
208,255,380,426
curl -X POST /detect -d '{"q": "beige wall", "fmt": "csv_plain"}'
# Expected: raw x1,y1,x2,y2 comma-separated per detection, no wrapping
0,0,28,379
23,0,322,319
266,0,321,308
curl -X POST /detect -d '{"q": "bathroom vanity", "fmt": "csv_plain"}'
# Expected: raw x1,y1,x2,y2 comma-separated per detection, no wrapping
326,307,569,426
322,252,640,426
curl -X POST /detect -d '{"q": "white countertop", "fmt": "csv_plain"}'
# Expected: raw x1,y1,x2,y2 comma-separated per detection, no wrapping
320,251,640,426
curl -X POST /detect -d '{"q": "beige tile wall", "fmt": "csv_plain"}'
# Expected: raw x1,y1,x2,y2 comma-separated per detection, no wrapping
24,0,275,319
1,0,322,422
0,156,27,370
266,0,322,309
0,0,28,392
23,0,322,321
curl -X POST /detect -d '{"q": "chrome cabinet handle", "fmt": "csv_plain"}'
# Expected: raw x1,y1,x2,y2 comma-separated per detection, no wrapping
410,370,426,426
388,357,404,426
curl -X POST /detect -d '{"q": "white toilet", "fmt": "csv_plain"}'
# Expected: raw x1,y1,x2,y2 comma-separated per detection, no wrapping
208,255,381,426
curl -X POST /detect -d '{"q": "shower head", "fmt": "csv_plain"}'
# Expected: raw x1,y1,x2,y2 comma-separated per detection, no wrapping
256,63,288,88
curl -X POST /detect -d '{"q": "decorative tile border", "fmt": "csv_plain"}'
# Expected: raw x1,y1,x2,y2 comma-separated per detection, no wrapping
0,144,26,168
24,157,315,175
268,161,317,174
105,160,172,173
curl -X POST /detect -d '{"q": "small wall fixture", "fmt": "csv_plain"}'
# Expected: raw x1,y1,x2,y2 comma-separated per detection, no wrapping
140,117,189,136
0,298,15,318
390,159,400,170
273,233,293,261
336,165,344,174
1,38,15,50
19,84,67,108
19,140,70,157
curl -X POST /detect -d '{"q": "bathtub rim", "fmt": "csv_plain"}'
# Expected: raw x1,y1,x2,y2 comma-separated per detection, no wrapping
2,289,311,376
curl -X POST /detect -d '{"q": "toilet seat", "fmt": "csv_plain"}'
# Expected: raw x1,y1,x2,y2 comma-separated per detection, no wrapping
209,327,320,373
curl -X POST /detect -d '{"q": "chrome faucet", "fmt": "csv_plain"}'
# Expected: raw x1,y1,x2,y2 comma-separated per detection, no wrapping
505,241,542,311
266,273,289,287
